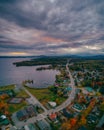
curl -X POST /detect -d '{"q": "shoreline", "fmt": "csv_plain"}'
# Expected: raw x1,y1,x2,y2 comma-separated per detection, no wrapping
0,84,16,88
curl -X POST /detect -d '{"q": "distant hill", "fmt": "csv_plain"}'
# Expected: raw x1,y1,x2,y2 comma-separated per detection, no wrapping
0,55,104,60
12,54,104,67
0,55,46,59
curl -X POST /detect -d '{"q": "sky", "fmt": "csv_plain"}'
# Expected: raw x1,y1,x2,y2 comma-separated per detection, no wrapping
0,0,104,56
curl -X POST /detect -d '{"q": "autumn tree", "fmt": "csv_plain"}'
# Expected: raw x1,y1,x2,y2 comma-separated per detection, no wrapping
100,101,104,112
0,96,9,116
70,118,77,127
0,100,8,113
81,98,96,117
78,116,86,126
0,94,9,100
61,121,72,130
61,118,77,130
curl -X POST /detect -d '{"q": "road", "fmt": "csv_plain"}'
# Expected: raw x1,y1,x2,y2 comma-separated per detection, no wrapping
23,86,47,112
14,62,76,128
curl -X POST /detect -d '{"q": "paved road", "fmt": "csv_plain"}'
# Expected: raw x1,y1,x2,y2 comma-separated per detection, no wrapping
14,62,76,128
23,86,47,112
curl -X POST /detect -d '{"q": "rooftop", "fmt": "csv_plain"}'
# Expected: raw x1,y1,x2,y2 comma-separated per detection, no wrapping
85,87,94,92
49,113,57,120
96,114,104,128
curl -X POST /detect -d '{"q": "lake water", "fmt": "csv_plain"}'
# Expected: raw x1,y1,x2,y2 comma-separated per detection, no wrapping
0,58,59,88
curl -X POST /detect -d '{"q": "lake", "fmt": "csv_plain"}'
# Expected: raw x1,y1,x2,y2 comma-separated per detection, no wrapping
0,58,59,88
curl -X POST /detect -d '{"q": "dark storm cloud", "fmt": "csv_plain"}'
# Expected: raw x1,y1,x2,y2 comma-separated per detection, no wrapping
0,0,103,32
0,0,52,30
21,42,86,51
0,0,104,55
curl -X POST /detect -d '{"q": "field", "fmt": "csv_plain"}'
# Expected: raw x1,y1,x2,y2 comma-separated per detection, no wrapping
26,87,66,106
8,101,27,114
0,84,15,90
16,89,29,98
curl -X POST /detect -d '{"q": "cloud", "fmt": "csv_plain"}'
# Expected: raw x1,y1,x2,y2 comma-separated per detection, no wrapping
0,0,104,56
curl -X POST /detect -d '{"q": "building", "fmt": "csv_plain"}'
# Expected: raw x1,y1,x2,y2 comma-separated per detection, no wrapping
63,108,71,118
0,115,9,126
36,120,51,130
85,87,94,93
96,115,104,130
72,104,83,112
48,102,56,108
49,113,57,121
28,123,37,130
16,109,28,121
26,105,36,117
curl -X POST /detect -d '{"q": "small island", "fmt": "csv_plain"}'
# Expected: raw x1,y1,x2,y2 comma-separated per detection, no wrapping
36,65,53,71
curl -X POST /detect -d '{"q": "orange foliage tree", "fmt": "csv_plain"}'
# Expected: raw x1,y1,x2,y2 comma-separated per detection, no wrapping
78,116,87,126
81,98,96,117
0,101,8,112
0,94,9,100
61,118,77,130
70,118,77,127
61,121,72,130
0,96,9,115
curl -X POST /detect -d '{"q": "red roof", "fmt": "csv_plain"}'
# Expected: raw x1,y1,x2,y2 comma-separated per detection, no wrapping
49,113,57,120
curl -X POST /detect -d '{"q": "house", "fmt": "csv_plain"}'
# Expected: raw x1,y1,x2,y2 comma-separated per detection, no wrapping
16,109,28,121
48,102,56,108
72,104,83,112
36,119,51,130
96,115,104,130
63,108,71,118
87,114,97,124
49,113,57,121
85,87,94,93
0,115,9,126
26,105,36,117
65,87,72,92
28,123,37,130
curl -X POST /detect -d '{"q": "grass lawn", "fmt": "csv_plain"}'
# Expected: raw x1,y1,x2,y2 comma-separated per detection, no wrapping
16,89,29,98
8,101,27,114
26,87,66,106
0,84,29,98
0,84,15,90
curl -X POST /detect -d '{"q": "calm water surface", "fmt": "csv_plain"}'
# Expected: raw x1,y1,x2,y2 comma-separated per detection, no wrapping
0,58,59,88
